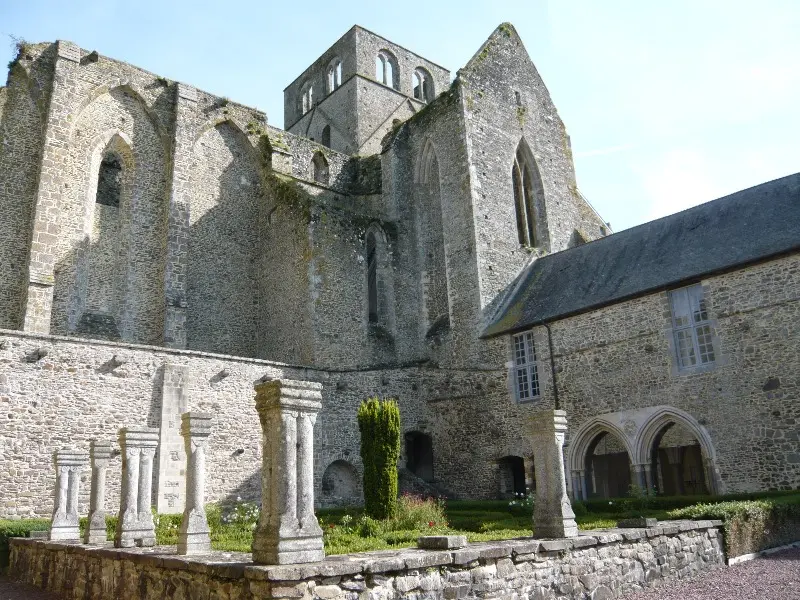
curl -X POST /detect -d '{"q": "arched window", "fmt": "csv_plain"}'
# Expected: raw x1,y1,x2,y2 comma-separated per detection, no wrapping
511,141,545,247
366,231,378,323
300,82,314,115
96,154,122,207
375,50,398,89
321,124,331,148
412,68,434,103
327,59,342,94
311,152,329,185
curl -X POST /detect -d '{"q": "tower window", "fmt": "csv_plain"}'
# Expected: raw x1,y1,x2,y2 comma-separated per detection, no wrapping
327,59,342,93
321,124,331,148
375,50,398,90
366,231,378,323
512,142,544,247
96,154,122,207
412,68,434,103
300,83,314,115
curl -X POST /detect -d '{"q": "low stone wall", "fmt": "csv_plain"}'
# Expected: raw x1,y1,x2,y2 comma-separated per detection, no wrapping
10,521,725,599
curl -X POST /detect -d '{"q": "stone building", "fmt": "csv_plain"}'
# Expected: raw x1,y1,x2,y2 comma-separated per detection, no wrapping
0,23,796,518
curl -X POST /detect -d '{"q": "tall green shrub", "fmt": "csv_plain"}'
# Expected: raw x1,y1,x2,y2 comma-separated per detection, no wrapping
357,397,401,519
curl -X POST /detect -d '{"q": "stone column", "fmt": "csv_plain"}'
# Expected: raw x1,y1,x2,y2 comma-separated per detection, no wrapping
531,410,578,538
252,379,324,565
177,412,212,555
630,463,649,492
84,441,113,544
49,449,88,540
115,427,159,548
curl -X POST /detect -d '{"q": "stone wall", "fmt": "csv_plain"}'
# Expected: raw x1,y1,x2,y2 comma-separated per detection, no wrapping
9,521,726,599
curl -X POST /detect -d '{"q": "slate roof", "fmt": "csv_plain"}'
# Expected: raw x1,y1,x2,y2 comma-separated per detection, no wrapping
482,172,800,338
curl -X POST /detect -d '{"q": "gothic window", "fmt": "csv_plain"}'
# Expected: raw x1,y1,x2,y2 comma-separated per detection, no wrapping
513,331,540,402
327,59,342,93
375,50,398,89
95,154,122,207
412,68,433,103
366,231,378,323
311,152,329,185
511,142,544,247
300,83,314,115
321,124,331,148
669,284,716,370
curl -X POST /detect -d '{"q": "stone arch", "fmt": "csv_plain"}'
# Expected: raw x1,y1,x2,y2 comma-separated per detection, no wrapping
568,418,636,500
414,139,450,338
376,49,399,90
412,67,434,102
52,86,168,343
193,116,257,153
311,151,329,185
635,407,722,495
320,460,361,507
512,137,549,250
187,120,261,356
497,455,526,499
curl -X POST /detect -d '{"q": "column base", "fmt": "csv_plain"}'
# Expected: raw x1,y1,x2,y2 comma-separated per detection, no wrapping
84,510,108,544
177,531,212,555
115,528,156,548
49,522,80,541
535,519,579,539
252,532,324,565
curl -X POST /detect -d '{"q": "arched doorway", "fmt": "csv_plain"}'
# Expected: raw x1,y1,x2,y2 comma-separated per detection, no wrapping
586,431,632,499
405,431,433,482
498,455,527,499
321,460,360,507
650,423,708,496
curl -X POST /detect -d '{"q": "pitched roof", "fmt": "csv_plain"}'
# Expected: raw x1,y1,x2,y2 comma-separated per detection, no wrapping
482,173,800,338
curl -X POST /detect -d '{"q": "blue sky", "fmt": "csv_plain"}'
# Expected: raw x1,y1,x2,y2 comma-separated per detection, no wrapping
2,0,797,231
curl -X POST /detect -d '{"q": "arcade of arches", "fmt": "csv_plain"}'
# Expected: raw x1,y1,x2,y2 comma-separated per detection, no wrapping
568,407,718,500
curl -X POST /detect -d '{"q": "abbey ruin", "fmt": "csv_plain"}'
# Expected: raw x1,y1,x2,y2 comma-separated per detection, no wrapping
0,23,797,518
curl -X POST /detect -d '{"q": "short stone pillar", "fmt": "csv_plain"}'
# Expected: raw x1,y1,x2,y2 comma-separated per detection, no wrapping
115,427,159,548
84,441,113,544
531,410,578,538
177,412,212,555
252,379,324,565
49,449,88,541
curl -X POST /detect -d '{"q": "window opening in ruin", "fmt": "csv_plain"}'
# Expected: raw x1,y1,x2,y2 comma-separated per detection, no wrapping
321,124,331,148
512,331,539,401
327,59,342,93
301,83,314,115
412,68,433,102
405,431,434,482
311,152,329,185
498,455,526,499
367,232,378,323
512,143,542,247
376,50,398,89
669,284,715,369
95,154,122,207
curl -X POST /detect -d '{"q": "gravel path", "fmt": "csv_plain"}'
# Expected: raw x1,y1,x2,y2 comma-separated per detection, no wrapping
622,546,800,599
0,548,797,599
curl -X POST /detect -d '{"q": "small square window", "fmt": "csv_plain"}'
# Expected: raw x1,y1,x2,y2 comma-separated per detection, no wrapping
669,284,716,370
512,331,540,401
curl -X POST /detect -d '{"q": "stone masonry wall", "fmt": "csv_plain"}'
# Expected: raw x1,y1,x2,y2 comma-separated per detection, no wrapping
10,521,725,600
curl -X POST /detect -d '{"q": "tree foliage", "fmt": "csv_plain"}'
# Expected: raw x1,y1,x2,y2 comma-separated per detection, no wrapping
357,397,401,519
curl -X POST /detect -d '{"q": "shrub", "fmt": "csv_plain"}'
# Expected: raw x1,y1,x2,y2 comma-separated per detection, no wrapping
393,493,448,531
571,499,588,517
357,397,401,520
0,519,49,573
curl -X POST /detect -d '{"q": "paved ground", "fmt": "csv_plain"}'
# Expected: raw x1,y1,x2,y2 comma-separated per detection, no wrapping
622,546,800,599
1,547,798,599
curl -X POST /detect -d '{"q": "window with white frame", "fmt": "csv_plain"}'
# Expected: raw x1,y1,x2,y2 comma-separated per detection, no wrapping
669,284,716,369
513,331,540,401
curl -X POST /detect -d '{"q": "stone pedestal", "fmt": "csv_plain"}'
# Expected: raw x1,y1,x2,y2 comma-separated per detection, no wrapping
49,449,88,541
177,412,212,555
115,427,159,548
84,441,113,544
252,379,324,565
531,410,578,538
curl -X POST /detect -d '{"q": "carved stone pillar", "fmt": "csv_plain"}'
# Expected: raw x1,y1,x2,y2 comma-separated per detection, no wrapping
115,427,159,548
252,379,324,565
84,441,113,544
49,449,87,540
177,412,213,555
531,410,578,538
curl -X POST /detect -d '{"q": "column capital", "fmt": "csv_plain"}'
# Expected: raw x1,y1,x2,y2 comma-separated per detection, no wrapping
180,412,213,438
254,379,322,415
54,449,88,468
89,440,114,462
119,427,160,448
531,409,568,434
